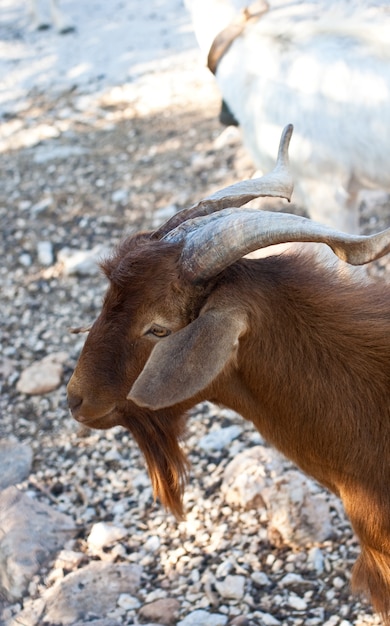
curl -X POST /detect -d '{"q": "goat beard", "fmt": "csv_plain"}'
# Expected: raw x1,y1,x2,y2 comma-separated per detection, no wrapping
119,406,190,520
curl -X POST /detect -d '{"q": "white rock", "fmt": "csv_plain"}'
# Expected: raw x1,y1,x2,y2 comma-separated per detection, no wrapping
216,561,234,579
117,593,140,609
54,550,85,570
307,547,325,574
251,571,270,587
279,573,304,586
144,535,161,552
253,612,281,626
16,352,68,395
31,197,52,215
58,245,110,276
333,576,346,589
221,446,285,509
111,189,129,204
287,594,307,611
41,562,142,624
262,470,334,548
178,610,228,626
215,575,246,600
37,241,54,266
323,617,340,626
199,425,242,452
87,522,128,550
19,253,32,267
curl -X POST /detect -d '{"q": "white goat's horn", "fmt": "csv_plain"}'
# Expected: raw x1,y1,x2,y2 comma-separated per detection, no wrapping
176,209,390,281
155,124,294,239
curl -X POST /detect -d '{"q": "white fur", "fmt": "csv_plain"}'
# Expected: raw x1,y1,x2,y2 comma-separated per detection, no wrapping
187,0,390,233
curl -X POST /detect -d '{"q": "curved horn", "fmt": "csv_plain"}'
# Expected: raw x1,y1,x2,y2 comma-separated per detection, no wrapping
207,1,269,75
154,124,294,239
174,208,390,282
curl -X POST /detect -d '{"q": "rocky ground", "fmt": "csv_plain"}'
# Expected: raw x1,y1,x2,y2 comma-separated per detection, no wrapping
2,3,390,626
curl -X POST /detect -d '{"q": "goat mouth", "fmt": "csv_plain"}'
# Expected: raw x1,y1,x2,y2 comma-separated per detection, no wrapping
74,407,118,429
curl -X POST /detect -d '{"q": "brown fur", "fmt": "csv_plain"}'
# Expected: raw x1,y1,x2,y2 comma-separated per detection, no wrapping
67,234,390,623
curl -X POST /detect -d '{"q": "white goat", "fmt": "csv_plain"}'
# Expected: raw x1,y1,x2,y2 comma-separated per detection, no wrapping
28,0,74,33
186,0,390,233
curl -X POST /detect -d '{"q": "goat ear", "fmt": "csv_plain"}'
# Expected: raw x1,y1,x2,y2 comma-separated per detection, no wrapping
128,309,246,410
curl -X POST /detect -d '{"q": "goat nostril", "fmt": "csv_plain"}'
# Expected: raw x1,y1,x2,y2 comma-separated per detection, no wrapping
67,393,83,414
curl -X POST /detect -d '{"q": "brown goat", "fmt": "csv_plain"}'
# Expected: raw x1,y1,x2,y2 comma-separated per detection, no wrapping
67,126,390,622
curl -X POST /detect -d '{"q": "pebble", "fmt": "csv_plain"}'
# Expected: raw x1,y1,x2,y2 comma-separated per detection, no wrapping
253,612,281,626
37,241,54,266
333,576,346,589
138,598,180,624
199,426,242,452
177,610,229,626
251,571,270,587
307,547,325,574
117,593,141,609
87,522,128,551
144,535,161,552
287,594,308,611
111,189,129,204
215,575,246,600
16,352,68,395
58,245,110,276
279,573,305,586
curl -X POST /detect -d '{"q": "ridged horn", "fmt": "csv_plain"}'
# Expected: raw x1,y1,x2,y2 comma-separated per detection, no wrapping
154,124,294,239
175,209,390,282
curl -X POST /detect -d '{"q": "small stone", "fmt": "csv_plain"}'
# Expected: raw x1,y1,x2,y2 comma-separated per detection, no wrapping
31,197,52,215
54,550,85,570
87,522,128,550
251,571,270,587
144,535,161,552
58,245,109,276
177,610,228,626
199,426,242,452
215,575,245,601
138,598,180,624
16,353,68,395
111,189,129,204
279,573,304,586
117,593,140,609
323,617,340,626
307,547,325,574
229,617,250,626
216,560,234,579
287,594,307,611
37,241,54,266
19,253,32,267
253,612,281,626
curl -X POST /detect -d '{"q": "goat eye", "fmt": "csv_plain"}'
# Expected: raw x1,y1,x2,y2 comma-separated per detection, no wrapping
148,324,171,338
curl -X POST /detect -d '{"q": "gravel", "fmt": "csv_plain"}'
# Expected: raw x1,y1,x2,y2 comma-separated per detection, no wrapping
1,2,390,625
